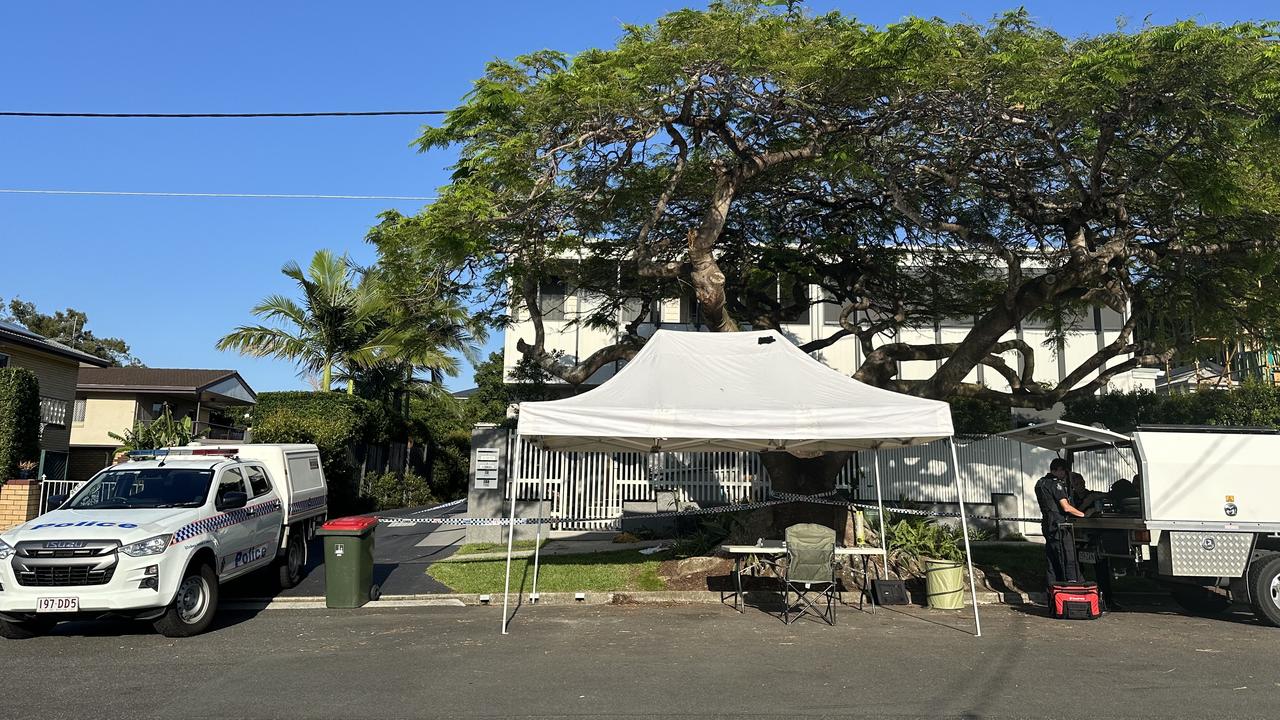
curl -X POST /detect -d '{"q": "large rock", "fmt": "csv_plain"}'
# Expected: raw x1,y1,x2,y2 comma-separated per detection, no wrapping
672,555,725,576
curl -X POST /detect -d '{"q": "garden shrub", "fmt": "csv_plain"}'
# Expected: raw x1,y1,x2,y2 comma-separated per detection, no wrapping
0,368,40,480
884,515,966,577
362,469,437,511
250,392,391,514
948,396,1012,436
1064,384,1280,432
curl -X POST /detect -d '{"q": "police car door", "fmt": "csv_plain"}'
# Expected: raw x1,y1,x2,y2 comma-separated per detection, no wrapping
242,464,282,568
211,466,257,579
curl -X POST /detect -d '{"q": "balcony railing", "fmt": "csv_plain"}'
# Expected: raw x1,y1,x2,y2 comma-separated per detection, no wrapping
194,422,246,441
136,418,246,441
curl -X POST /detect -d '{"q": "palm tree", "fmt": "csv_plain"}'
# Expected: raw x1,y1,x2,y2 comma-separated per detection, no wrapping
217,249,386,393
343,291,487,403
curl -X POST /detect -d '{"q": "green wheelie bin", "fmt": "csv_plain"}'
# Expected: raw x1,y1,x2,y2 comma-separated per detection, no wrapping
317,516,380,608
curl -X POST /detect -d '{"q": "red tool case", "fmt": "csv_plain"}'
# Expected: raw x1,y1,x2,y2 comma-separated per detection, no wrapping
1050,581,1102,619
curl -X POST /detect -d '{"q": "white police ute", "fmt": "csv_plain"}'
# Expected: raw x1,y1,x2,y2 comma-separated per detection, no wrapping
0,444,327,638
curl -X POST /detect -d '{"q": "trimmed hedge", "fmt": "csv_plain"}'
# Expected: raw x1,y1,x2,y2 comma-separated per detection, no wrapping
250,392,392,514
1063,385,1280,432
0,368,41,480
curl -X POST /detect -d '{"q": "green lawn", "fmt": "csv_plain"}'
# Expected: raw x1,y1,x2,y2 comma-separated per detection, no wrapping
431,541,1162,596
428,549,666,593
453,540,543,556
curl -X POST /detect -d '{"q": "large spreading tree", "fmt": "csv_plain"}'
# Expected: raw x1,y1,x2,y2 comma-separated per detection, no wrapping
372,3,1280,515
3,299,140,366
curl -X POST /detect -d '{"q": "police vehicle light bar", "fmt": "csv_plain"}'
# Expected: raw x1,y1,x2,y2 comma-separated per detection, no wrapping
127,449,170,460
190,448,238,456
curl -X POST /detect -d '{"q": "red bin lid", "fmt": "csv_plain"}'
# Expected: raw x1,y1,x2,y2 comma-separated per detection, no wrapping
321,516,379,532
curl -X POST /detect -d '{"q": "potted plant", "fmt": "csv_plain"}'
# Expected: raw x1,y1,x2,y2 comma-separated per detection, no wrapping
15,460,37,480
886,516,967,609
922,533,966,611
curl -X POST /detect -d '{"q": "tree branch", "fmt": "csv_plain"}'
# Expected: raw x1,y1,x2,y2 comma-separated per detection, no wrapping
636,124,691,279
515,334,644,385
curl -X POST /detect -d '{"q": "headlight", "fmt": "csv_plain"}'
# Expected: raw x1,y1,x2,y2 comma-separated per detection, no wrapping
120,534,173,557
0,540,13,561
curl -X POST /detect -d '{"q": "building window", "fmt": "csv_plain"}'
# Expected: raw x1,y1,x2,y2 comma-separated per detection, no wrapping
40,397,69,427
0,353,8,368
777,279,811,325
538,277,567,321
73,398,87,423
822,289,854,326
619,298,646,325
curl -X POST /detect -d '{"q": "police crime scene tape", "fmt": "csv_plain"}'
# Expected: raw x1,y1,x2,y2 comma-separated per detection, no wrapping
374,492,1045,527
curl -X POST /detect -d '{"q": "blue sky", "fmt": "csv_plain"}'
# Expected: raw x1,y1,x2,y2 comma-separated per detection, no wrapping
1,1,1274,393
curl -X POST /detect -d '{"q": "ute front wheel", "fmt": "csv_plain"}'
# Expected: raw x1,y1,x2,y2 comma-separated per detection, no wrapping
154,562,219,637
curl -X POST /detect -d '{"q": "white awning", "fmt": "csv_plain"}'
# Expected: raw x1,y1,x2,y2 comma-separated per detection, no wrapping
995,419,1130,452
515,329,954,452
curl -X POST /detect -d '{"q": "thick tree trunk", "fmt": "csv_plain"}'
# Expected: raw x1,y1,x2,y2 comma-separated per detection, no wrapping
759,451,852,542
687,178,740,333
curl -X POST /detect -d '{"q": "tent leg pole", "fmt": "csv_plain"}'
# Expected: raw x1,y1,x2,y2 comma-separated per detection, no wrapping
873,449,888,611
501,434,524,635
531,449,546,602
948,437,982,638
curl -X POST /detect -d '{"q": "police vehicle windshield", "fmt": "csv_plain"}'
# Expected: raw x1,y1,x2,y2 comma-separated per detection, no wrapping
68,467,215,510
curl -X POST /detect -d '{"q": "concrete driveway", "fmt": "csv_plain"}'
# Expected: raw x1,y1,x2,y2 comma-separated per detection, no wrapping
7,603,1279,718
225,500,467,599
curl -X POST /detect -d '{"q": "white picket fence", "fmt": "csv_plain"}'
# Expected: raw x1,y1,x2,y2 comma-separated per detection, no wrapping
39,479,85,515
507,435,1135,534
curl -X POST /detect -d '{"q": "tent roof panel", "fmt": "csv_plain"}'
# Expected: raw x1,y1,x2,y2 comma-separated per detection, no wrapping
516,329,953,452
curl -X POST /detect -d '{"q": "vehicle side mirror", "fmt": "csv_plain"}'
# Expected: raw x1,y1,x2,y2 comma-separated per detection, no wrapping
218,491,248,511
47,494,68,510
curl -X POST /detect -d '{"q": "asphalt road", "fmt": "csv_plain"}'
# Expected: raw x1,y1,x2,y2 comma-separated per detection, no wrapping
6,603,1279,719
225,501,466,599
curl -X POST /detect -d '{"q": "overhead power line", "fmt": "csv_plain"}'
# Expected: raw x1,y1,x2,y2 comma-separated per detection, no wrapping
0,110,449,118
0,189,437,201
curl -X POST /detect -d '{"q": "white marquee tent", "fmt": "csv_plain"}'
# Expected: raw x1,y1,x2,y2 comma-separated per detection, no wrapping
503,329,982,635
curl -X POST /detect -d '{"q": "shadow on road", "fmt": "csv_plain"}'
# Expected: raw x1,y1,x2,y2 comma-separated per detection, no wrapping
42,607,266,639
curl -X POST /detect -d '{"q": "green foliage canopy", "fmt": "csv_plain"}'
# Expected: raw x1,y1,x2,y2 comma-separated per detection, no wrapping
3,299,139,366
377,2,1280,410
250,391,392,513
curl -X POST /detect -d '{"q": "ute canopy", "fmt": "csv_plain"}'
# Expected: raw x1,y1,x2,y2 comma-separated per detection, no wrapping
515,329,954,453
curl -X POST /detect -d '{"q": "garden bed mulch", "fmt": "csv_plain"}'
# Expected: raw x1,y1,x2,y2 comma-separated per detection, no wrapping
656,546,1044,598
658,555,859,593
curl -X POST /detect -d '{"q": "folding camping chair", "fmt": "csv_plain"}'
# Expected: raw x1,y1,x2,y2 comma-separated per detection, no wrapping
780,523,839,625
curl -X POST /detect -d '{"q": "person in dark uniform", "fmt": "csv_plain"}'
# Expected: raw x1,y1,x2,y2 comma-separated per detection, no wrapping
1035,458,1086,589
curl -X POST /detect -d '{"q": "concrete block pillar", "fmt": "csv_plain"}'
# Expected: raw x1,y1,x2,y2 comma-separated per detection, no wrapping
466,425,513,545
0,480,43,532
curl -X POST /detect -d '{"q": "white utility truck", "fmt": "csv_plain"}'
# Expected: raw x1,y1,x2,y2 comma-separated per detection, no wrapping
1000,421,1280,625
0,444,326,639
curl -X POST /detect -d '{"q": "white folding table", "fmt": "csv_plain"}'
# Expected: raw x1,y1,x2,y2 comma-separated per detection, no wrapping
721,544,886,613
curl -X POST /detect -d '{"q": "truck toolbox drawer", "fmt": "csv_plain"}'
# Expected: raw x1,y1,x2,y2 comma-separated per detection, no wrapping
1158,531,1251,577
